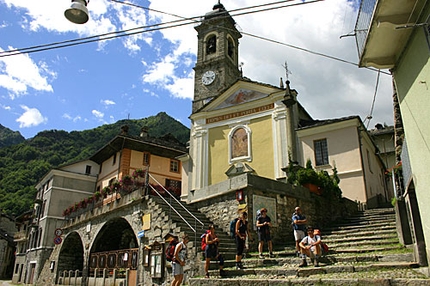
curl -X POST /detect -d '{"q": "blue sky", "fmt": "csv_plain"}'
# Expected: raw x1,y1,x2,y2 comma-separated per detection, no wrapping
0,0,393,139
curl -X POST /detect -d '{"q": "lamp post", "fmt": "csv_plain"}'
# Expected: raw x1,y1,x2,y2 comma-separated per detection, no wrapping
65,0,89,24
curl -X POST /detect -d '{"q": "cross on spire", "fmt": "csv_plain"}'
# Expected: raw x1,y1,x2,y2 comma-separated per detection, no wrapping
282,61,292,81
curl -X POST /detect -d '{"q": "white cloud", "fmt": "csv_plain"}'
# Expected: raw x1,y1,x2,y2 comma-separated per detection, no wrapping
0,47,55,98
101,99,116,106
16,105,48,128
62,113,82,122
92,109,104,119
1,104,11,110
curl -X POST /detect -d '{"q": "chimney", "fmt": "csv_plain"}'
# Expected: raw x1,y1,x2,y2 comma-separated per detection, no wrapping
120,125,129,135
140,126,149,138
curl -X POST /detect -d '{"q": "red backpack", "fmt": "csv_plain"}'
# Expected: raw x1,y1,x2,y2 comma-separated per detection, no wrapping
165,239,178,262
200,230,210,251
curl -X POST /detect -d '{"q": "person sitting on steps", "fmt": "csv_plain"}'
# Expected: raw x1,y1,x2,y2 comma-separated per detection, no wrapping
298,226,322,267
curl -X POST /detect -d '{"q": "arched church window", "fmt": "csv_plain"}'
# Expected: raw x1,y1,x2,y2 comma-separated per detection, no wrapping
227,38,234,58
229,126,252,163
206,35,216,55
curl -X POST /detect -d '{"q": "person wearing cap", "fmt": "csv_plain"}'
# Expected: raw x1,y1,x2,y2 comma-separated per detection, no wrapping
292,206,307,256
298,226,322,267
256,208,274,258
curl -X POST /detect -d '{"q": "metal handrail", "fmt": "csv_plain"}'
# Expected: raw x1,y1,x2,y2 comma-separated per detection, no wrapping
147,174,204,232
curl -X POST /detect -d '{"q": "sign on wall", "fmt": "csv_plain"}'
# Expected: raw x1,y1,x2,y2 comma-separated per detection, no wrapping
142,214,151,230
252,195,277,229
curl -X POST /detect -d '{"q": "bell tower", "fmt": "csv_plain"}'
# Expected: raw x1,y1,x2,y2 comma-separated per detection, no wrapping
192,2,242,112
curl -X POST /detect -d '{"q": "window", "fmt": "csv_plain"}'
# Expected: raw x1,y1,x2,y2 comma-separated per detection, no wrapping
113,154,116,165
314,139,329,166
170,160,179,173
206,35,216,55
143,152,150,165
85,165,91,175
166,179,181,190
227,37,234,58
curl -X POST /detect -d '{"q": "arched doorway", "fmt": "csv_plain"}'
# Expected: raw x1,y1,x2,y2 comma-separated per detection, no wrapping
89,218,138,285
57,232,84,283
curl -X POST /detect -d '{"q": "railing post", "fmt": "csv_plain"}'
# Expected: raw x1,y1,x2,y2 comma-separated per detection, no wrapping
74,270,79,285
102,268,107,286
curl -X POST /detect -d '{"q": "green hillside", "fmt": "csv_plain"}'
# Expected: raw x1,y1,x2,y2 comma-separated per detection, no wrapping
0,112,190,217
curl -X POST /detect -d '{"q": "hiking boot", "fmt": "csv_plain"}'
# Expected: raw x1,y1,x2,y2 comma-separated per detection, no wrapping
298,259,307,267
269,253,275,258
205,272,210,278
236,262,243,270
314,258,319,267
220,269,226,277
259,254,264,259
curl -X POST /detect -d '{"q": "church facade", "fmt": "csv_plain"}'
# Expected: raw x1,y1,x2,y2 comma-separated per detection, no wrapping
183,3,390,210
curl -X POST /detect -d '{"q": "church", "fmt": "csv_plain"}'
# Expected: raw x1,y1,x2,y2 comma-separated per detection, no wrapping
181,2,390,211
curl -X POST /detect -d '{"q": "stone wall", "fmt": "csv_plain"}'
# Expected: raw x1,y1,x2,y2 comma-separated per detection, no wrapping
190,174,358,252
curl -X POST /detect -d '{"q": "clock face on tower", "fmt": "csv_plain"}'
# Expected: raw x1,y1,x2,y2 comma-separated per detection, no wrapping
202,70,216,85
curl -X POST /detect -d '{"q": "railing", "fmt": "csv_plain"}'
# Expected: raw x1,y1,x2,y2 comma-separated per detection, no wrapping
354,0,377,59
147,173,204,251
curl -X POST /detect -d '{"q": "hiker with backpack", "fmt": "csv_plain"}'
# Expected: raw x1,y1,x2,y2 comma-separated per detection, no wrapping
202,224,225,278
235,211,253,270
171,234,189,286
298,226,322,267
292,206,307,256
256,208,274,258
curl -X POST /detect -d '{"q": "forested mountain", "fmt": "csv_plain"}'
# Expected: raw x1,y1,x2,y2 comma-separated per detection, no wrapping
0,112,190,217
0,124,26,148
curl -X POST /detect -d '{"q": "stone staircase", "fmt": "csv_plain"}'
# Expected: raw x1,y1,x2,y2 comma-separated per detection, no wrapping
188,208,430,285
148,195,237,261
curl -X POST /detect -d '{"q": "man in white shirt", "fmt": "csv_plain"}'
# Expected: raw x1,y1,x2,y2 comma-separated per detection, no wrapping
298,226,321,267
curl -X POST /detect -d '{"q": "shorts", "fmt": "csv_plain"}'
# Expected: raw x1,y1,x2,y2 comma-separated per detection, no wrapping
172,262,184,276
235,236,246,256
294,229,305,241
204,245,217,259
258,230,271,242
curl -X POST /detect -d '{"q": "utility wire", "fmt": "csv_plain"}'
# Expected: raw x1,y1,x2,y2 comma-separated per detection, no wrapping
365,69,381,128
0,0,306,57
0,0,388,77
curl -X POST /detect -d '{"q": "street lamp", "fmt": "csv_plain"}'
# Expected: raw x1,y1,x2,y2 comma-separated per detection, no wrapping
65,0,89,24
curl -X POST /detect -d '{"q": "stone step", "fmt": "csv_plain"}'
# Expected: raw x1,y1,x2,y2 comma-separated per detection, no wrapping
321,222,396,237
193,262,427,285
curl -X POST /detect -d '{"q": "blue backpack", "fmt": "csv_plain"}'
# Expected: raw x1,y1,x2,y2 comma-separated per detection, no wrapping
229,218,239,238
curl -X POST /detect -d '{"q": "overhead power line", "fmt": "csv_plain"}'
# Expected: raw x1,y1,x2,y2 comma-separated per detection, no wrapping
0,0,313,57
0,0,388,76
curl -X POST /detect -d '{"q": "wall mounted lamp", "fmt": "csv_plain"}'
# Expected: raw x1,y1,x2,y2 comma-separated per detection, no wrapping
65,0,89,24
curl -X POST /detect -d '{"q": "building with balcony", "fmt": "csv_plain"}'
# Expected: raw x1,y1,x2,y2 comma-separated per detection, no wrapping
20,159,99,284
0,211,16,279
12,210,32,284
355,0,430,271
